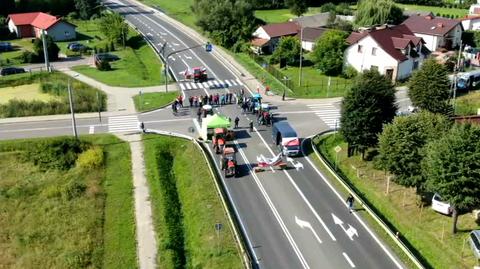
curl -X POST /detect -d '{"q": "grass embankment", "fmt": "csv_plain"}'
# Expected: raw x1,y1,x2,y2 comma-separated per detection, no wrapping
0,135,137,269
143,135,243,269
456,90,480,116
0,39,35,67
398,4,467,18
314,134,480,269
133,91,178,112
0,71,106,118
138,0,197,29
254,7,323,23
66,19,165,87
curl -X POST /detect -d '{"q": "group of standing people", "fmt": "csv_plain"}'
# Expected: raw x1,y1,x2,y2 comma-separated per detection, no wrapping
188,92,236,108
171,95,184,113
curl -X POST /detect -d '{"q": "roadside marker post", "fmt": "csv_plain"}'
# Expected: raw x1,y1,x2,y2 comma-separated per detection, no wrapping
215,222,222,255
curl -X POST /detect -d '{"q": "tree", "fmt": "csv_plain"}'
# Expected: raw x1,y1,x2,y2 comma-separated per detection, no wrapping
270,36,301,66
422,124,480,233
340,69,397,158
75,0,99,19
377,112,451,192
1,0,16,17
355,0,404,27
408,58,451,115
33,35,60,61
311,30,348,76
99,12,128,45
286,0,308,17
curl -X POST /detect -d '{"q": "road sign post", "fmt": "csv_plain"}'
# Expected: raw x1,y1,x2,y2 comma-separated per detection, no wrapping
67,78,78,139
334,145,342,170
215,222,222,255
139,90,143,111
97,91,102,123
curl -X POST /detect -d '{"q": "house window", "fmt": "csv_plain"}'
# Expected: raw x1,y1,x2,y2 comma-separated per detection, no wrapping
65,31,70,37
371,47,377,56
357,45,363,53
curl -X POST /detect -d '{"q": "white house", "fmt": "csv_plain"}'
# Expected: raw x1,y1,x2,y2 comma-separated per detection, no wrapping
461,15,480,31
251,21,299,54
7,12,76,41
299,27,327,51
344,25,430,81
469,0,480,15
401,14,463,51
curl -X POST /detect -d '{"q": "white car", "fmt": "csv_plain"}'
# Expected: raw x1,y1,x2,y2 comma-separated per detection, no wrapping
432,193,452,215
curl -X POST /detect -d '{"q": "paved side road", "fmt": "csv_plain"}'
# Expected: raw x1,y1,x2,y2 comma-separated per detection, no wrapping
118,133,157,269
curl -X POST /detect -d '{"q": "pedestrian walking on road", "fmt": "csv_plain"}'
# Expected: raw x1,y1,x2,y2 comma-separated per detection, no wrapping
346,195,355,213
194,96,198,107
249,120,253,132
188,96,193,107
139,122,145,133
197,108,202,121
234,116,239,129
209,94,213,105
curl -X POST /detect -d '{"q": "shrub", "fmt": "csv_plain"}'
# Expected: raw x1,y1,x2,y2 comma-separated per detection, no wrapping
96,59,111,71
62,178,87,200
23,138,89,170
20,50,39,63
110,41,115,52
76,146,104,170
343,65,358,79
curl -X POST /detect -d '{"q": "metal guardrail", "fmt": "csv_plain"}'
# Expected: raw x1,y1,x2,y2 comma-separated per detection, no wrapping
145,129,254,269
310,131,425,269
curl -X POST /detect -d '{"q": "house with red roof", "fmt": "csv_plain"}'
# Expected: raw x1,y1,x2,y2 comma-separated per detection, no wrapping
344,25,430,81
7,12,76,41
401,14,463,52
461,15,480,31
250,21,300,54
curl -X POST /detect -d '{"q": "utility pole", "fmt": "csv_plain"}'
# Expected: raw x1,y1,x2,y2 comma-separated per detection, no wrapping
68,78,78,139
41,30,50,72
452,39,463,115
298,27,304,87
96,91,102,123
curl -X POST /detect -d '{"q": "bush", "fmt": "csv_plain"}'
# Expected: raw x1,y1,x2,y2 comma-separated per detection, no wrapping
62,178,87,200
96,59,111,71
20,50,39,63
343,65,358,79
76,146,104,170
23,138,89,171
110,41,115,52
66,12,78,20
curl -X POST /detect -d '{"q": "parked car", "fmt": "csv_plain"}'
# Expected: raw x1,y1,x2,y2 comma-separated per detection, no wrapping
95,53,120,62
469,230,480,260
0,42,12,52
67,42,88,52
431,193,452,215
1,67,25,76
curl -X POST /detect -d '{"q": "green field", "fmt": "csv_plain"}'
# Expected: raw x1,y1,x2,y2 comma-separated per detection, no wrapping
143,135,243,269
254,7,323,23
314,134,480,269
0,135,137,269
133,91,178,112
0,83,60,104
138,0,197,28
398,4,468,18
56,19,110,56
455,90,480,116
0,38,36,66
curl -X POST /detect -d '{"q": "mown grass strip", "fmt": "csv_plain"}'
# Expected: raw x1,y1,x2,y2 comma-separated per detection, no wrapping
133,91,178,112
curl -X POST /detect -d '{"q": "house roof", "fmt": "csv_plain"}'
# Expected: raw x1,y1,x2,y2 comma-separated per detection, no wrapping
291,12,331,28
403,10,434,17
299,27,328,42
251,37,269,47
261,21,299,38
8,12,74,30
401,15,462,37
347,24,428,62
460,14,480,21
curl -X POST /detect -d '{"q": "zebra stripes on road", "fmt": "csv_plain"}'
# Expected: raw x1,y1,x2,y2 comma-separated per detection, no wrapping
177,79,243,91
108,115,140,133
307,103,341,129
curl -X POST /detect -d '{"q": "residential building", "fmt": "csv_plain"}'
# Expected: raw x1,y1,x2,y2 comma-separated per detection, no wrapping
403,10,434,18
469,0,480,15
251,21,299,54
298,27,328,51
344,24,430,81
401,14,463,51
290,12,331,28
461,15,480,31
7,12,76,41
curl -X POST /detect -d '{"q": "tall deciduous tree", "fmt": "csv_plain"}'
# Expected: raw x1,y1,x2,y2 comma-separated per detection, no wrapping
74,0,99,19
270,36,301,66
99,12,128,45
311,29,348,76
1,0,16,16
355,0,404,27
34,35,60,61
408,58,451,115
422,124,480,233
340,69,397,158
377,112,451,192
286,0,308,17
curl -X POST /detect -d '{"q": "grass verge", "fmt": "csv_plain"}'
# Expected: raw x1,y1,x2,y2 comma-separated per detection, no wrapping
143,135,243,268
398,4,467,18
138,0,197,29
133,91,178,112
0,83,60,104
254,7,323,23
313,133,480,269
455,90,480,116
0,135,137,269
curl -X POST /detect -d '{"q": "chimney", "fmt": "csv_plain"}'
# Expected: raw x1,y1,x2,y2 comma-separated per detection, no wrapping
425,15,433,20
437,23,444,28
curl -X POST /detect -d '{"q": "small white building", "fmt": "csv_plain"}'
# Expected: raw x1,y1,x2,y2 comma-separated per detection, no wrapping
7,12,76,41
251,21,299,54
461,15,480,31
401,14,463,51
344,25,430,81
469,0,480,15
299,27,327,51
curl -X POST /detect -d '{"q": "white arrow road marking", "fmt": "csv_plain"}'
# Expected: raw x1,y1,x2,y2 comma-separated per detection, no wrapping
171,42,180,46
343,252,356,268
146,32,152,36
184,54,192,59
332,214,358,241
295,216,322,244
159,32,167,36
171,57,176,61
89,125,94,134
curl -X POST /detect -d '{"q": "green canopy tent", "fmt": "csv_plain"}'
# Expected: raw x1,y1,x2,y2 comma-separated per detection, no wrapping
201,114,231,140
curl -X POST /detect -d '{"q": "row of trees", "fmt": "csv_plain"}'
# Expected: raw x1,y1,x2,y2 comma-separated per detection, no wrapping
339,60,480,233
1,0,100,19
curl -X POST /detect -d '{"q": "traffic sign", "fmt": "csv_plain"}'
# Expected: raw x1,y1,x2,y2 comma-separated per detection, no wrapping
215,223,223,231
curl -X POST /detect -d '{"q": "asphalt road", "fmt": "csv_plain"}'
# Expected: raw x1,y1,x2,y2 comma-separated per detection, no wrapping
0,1,408,268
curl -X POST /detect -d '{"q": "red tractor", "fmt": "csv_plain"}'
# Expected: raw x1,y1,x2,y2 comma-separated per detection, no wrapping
193,67,207,82
220,145,237,177
212,128,235,154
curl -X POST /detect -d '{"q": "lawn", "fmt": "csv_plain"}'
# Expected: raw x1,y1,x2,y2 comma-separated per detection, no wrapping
398,4,468,18
143,135,243,269
0,135,137,269
56,19,110,56
0,83,60,104
0,38,36,66
133,91,178,112
314,134,480,269
138,0,197,29
455,90,480,116
0,71,106,118
254,7,323,23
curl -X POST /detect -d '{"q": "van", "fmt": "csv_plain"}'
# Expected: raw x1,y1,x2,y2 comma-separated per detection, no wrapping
431,193,452,215
469,230,480,259
272,121,300,157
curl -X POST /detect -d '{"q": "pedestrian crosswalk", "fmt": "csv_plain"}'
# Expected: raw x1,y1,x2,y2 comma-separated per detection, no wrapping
307,103,341,130
178,78,244,91
108,115,140,133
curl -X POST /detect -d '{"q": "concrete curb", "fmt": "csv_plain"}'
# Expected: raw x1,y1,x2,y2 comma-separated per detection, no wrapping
310,131,425,269
145,129,253,269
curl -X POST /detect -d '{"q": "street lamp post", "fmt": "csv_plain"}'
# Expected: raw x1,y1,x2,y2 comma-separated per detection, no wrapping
299,27,303,87
282,76,290,101
68,77,78,139
41,30,51,72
